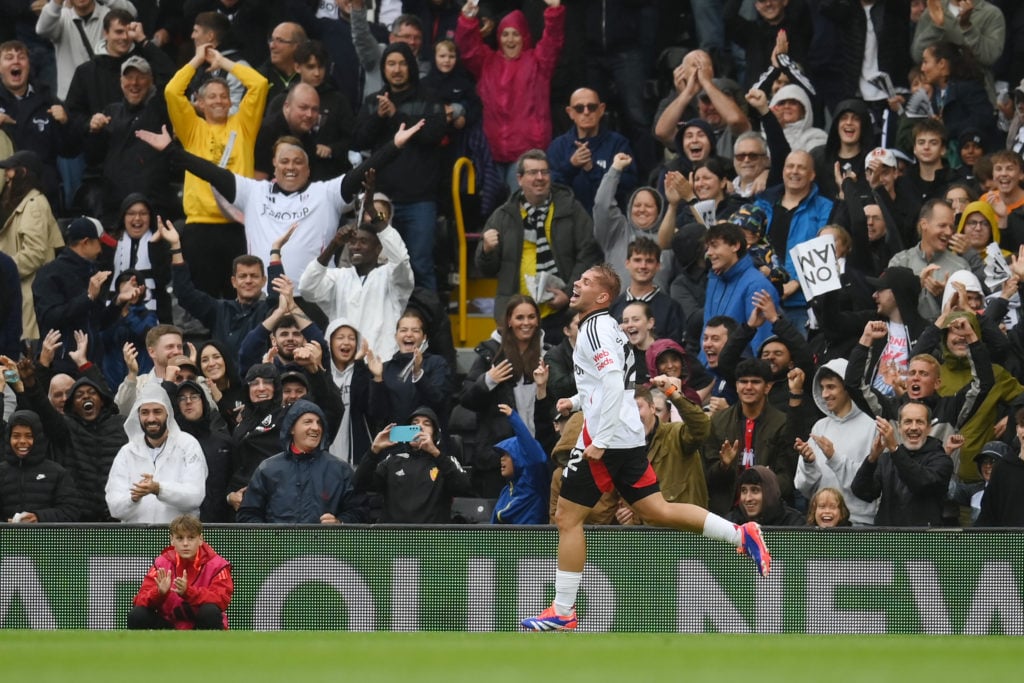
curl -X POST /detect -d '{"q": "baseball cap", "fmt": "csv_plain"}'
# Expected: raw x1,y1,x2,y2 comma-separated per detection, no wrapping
0,150,44,180
729,203,768,235
65,216,104,243
865,266,920,296
168,355,198,372
866,147,897,169
957,128,985,149
976,440,1010,464
121,55,151,76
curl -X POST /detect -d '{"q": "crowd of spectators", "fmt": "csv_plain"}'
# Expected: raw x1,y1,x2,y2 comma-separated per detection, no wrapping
3,0,1024,529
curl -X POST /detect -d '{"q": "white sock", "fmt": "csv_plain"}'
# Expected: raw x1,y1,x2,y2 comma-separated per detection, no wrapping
703,512,742,546
553,569,583,615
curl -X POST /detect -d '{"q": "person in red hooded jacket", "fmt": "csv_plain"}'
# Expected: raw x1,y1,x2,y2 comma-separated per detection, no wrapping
455,0,565,189
128,514,233,630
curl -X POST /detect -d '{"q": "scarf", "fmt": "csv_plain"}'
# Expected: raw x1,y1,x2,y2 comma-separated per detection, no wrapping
522,196,555,276
112,232,157,312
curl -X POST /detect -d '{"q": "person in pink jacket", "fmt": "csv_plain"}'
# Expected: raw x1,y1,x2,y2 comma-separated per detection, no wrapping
455,0,565,189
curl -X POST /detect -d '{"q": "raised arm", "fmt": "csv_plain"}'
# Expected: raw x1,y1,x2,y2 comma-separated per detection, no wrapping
136,127,238,202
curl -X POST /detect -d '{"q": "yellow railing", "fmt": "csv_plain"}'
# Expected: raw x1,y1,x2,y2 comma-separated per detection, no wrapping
451,156,477,345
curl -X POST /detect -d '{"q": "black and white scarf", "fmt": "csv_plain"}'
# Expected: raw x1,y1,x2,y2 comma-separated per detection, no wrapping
522,197,555,276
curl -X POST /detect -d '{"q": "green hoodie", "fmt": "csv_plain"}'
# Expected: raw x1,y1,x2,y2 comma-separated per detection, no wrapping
938,311,1024,482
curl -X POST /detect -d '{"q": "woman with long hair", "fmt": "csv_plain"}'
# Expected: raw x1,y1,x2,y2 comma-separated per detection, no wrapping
197,339,245,427
919,41,996,159
0,151,64,340
460,295,553,496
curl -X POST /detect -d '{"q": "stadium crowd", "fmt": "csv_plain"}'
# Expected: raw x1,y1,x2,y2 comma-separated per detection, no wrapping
3,0,1024,529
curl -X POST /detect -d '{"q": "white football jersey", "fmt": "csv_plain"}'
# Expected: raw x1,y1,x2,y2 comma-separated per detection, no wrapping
572,309,645,450
233,175,352,289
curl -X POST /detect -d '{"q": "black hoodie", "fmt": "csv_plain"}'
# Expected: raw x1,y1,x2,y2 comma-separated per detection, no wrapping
230,363,285,492
812,98,876,201
0,410,82,522
351,42,448,203
98,193,173,324
22,371,128,521
726,465,805,526
172,381,234,523
353,405,473,523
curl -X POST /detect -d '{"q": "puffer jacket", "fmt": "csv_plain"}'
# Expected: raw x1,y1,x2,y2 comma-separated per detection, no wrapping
23,371,127,521
0,410,81,522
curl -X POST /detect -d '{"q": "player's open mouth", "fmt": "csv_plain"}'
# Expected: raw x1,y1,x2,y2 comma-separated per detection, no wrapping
818,511,835,523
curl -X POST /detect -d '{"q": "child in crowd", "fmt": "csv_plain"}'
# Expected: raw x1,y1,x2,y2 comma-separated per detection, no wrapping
127,514,233,630
806,487,851,528
730,203,790,295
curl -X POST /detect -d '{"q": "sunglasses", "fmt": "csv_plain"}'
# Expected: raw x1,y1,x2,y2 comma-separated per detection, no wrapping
734,152,765,161
571,103,600,114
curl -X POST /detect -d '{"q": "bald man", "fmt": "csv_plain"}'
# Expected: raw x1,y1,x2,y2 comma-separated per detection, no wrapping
547,87,636,213
255,83,345,181
48,373,75,413
259,22,307,103
753,150,835,334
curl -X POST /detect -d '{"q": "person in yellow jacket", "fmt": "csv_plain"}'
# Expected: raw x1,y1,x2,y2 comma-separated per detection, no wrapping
165,42,268,298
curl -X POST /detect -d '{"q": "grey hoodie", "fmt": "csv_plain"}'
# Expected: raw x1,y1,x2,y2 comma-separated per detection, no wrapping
795,358,880,525
593,166,671,290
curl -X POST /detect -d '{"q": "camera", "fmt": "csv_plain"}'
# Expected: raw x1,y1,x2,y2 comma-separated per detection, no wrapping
3,369,19,384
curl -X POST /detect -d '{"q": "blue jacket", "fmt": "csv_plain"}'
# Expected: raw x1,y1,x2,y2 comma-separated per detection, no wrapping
171,259,282,363
702,254,779,362
492,410,549,524
547,124,636,214
755,183,834,308
236,400,366,524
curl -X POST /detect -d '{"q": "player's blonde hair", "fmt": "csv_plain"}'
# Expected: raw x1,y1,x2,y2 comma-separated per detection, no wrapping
589,263,621,300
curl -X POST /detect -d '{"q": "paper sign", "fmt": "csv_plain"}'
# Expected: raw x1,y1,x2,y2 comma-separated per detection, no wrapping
983,242,1010,291
694,199,716,226
790,234,841,300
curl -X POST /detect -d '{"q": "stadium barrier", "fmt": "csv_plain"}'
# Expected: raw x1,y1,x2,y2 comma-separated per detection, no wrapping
2,525,1022,634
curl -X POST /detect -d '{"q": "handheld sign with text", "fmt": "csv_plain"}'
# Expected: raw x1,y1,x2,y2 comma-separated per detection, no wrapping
790,234,841,300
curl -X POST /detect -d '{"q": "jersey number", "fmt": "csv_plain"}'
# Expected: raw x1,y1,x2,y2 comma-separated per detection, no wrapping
563,448,584,476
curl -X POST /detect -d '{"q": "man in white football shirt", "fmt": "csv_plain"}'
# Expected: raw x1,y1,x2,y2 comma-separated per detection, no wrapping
522,264,772,632
134,120,423,289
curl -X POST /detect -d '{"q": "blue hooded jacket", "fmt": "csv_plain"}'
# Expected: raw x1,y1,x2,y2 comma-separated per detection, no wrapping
236,399,366,524
492,410,549,524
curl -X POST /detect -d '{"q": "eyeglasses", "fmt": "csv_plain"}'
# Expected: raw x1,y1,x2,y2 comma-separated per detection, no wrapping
176,394,201,404
571,103,600,114
520,168,551,177
125,210,150,218
963,219,989,230
268,36,297,46
734,152,766,161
